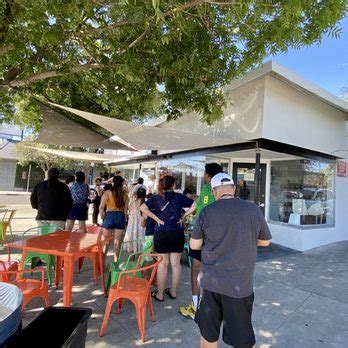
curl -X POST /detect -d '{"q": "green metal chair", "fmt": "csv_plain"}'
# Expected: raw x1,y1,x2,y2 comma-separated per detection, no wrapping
22,225,62,285
106,238,154,291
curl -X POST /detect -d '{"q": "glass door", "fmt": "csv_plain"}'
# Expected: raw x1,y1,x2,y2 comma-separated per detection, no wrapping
233,163,266,214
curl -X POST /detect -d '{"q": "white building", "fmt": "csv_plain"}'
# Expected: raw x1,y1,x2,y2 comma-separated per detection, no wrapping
110,61,348,252
0,124,22,190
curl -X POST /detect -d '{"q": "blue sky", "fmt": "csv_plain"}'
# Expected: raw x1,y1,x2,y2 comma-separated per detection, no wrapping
269,16,348,98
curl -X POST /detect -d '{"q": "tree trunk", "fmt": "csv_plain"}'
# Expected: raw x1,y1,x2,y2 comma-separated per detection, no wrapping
44,170,49,180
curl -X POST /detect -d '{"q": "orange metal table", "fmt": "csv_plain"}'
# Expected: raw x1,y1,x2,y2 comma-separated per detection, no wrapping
8,230,106,306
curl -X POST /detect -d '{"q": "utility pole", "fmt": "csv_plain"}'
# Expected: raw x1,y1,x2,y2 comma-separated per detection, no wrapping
26,164,32,192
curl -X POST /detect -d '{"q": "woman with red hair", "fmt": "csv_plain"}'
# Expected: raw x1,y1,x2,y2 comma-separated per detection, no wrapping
141,175,193,302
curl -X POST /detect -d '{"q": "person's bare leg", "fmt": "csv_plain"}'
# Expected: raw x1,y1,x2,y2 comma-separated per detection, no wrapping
78,220,87,233
65,219,75,231
113,229,125,261
200,337,218,348
191,258,201,305
169,252,182,298
156,253,169,300
102,228,112,255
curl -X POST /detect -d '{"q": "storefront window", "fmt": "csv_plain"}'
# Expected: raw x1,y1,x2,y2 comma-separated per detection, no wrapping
122,169,138,183
184,171,198,193
270,159,335,227
206,156,230,174
158,157,205,193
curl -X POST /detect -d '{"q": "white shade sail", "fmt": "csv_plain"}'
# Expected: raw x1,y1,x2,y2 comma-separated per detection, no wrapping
36,104,130,150
49,102,240,151
26,146,127,163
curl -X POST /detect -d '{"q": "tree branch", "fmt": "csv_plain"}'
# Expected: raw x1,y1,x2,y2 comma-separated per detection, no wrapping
7,22,151,88
8,63,102,87
0,44,14,56
124,25,150,51
205,0,238,4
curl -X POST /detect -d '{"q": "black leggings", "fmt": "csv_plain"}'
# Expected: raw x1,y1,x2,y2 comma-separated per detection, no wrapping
92,202,100,225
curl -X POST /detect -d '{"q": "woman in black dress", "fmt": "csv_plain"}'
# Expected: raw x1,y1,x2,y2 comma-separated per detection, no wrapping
141,175,193,301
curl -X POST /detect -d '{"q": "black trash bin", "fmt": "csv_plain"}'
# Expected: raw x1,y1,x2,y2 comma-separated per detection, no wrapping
6,307,92,348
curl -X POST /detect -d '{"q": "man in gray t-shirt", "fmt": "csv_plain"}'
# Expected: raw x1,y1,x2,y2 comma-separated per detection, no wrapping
191,173,271,348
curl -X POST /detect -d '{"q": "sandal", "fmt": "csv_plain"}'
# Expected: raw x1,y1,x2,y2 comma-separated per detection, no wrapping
151,290,164,302
165,288,177,300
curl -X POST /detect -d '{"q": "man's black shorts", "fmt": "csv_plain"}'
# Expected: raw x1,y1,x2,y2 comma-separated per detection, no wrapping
195,289,255,348
188,247,201,262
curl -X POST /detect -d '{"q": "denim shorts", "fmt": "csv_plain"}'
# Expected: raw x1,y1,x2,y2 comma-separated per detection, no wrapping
69,203,88,221
102,211,126,230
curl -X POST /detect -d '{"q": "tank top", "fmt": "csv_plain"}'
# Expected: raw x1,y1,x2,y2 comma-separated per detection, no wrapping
106,191,126,211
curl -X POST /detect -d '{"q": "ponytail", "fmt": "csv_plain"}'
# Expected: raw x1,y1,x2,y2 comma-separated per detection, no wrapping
136,187,146,205
112,176,125,209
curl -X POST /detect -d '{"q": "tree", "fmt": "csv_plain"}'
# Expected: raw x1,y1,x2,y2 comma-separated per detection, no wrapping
0,0,346,129
16,141,79,179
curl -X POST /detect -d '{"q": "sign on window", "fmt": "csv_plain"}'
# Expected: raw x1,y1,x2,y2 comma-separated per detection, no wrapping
337,160,346,178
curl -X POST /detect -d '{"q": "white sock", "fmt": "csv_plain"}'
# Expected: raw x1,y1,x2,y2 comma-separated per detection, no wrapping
192,295,198,309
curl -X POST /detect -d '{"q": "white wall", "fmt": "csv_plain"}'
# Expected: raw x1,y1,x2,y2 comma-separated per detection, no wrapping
160,73,347,157
159,77,266,141
268,224,305,251
0,124,22,138
0,159,17,190
263,76,346,155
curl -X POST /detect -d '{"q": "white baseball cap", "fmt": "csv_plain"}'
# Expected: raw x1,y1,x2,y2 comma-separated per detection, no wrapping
211,173,235,189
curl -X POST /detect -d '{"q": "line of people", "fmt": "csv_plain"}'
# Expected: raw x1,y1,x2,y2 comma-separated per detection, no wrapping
31,169,154,260
31,164,272,347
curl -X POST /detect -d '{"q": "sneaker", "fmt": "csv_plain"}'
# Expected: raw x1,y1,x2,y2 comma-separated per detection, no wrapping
179,302,196,320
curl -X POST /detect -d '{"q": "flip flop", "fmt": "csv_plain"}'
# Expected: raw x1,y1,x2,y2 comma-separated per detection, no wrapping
151,290,164,302
165,288,177,300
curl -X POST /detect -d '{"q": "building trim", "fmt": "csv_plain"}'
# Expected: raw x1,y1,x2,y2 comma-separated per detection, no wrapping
109,138,338,166
258,139,338,163
109,141,257,166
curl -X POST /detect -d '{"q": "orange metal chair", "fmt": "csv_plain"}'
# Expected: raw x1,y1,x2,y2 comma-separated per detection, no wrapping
86,226,102,234
0,261,50,311
56,226,111,287
0,243,19,281
78,225,104,273
99,254,163,342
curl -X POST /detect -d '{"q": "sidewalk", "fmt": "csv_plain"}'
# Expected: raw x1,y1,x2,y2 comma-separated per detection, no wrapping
0,191,31,195
94,241,348,347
